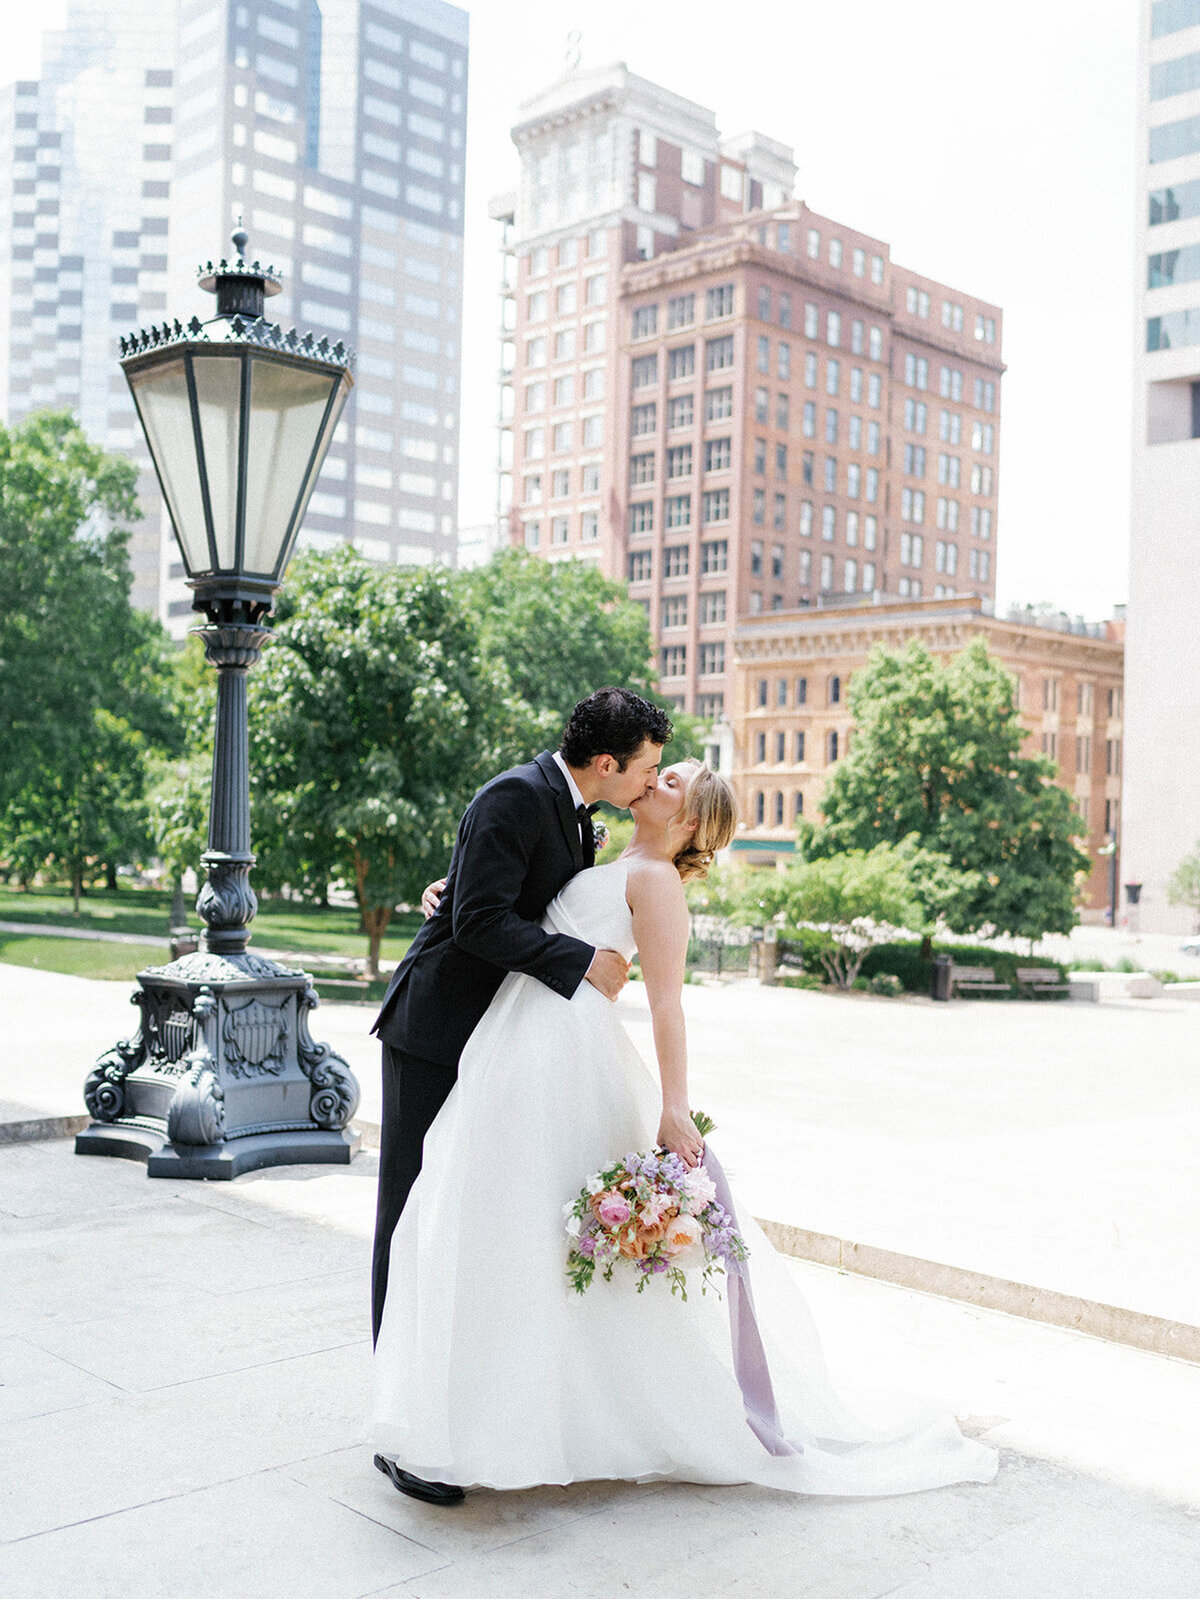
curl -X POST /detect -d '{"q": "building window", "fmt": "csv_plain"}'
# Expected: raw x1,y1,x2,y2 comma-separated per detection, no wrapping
627,550,652,582
705,335,735,372
697,692,724,719
705,437,731,473
755,731,767,761
827,359,840,397
667,292,695,328
631,354,658,389
666,444,693,479
701,539,728,573
772,791,785,826
661,644,687,677
665,494,691,528
631,304,658,340
631,402,657,437
699,590,726,624
827,730,839,762
706,386,733,421
668,344,696,381
754,792,765,826
628,501,654,535
699,641,725,674
662,595,688,629
668,394,694,429
702,489,730,524
581,510,599,541
551,515,569,546
705,283,734,320
662,544,690,579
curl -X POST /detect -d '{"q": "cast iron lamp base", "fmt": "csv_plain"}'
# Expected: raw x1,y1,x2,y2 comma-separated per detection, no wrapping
75,947,361,1181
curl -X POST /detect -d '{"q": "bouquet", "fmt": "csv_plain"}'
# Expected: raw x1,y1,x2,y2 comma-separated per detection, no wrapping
564,1113,748,1300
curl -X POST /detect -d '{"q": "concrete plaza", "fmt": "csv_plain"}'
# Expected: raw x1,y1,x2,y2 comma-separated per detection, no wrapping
1,965,1198,1595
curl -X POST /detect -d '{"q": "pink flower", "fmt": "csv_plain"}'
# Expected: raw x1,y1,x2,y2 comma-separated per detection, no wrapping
639,1189,675,1227
664,1214,703,1256
593,1190,632,1229
680,1166,717,1208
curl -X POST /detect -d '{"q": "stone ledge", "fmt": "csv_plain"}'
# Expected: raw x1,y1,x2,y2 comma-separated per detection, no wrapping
757,1217,1200,1364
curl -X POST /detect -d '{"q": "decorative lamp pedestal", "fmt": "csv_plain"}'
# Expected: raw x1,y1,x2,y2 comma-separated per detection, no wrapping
76,949,360,1179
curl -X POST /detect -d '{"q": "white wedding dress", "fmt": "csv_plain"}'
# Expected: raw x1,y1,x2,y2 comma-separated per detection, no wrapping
370,861,998,1495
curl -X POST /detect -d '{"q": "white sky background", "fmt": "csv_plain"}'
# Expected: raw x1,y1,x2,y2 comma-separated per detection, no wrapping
9,0,1138,619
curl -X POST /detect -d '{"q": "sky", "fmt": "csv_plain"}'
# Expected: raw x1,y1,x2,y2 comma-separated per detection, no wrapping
9,0,1138,619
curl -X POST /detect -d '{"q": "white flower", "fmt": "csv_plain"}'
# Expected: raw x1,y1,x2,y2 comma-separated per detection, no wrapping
586,1174,606,1195
565,1214,582,1238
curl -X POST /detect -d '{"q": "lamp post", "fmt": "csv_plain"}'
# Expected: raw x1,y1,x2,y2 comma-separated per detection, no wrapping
1098,834,1118,928
76,229,361,1178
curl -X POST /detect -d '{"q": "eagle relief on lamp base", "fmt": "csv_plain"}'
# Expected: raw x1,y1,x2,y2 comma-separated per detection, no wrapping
75,947,361,1180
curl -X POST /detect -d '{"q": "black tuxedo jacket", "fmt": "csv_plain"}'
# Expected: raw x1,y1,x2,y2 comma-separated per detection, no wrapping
371,751,595,1067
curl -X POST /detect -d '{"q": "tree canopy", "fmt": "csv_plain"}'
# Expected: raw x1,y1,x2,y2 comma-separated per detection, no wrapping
807,637,1090,941
0,412,183,900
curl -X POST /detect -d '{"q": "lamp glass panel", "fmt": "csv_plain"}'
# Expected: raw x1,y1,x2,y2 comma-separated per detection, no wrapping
190,354,244,569
243,358,340,576
126,360,211,574
274,370,353,577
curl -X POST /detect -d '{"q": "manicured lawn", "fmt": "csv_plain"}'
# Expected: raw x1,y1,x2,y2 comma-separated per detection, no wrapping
0,934,167,983
0,885,420,964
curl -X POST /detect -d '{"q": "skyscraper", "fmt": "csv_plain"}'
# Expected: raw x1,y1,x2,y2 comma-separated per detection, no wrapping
492,63,1002,725
0,0,468,633
1124,0,1200,931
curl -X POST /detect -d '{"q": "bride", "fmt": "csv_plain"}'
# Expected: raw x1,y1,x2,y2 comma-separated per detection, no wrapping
370,760,998,1498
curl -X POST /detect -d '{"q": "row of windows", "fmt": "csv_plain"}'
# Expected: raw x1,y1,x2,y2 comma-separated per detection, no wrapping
523,417,604,457
629,285,735,340
750,790,808,827
522,511,600,547
903,355,998,411
1149,178,1200,225
628,540,729,581
521,464,601,501
803,228,885,285
525,322,606,365
660,642,727,676
629,440,734,482
903,400,994,450
523,370,605,410
1152,0,1200,38
657,592,728,627
527,275,607,320
525,230,609,278
800,408,883,451
904,285,998,344
631,390,733,433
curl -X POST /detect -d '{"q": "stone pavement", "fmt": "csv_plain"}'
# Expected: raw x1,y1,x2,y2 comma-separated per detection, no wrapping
2,1137,1200,1599
3,963,1198,1332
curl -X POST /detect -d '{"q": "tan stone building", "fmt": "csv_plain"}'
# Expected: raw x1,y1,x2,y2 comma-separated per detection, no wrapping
730,595,1125,918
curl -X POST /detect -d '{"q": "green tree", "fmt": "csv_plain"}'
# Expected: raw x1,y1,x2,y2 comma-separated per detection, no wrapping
0,411,183,896
248,546,509,976
1168,840,1200,932
460,550,702,758
808,637,1090,944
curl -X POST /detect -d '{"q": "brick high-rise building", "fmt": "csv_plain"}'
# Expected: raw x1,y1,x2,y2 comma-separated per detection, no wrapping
492,63,1003,725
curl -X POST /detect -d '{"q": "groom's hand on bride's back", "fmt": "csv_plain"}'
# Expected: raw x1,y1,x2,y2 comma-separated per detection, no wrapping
585,948,630,1001
421,879,447,919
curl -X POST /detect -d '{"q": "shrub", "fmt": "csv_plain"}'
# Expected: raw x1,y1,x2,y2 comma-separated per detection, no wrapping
868,972,903,997
777,926,836,975
858,941,1069,995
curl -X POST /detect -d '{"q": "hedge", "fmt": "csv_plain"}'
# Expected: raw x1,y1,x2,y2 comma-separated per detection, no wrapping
778,935,1069,995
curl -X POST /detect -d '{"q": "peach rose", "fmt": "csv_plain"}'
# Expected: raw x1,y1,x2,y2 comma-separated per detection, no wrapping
664,1214,703,1256
618,1220,667,1259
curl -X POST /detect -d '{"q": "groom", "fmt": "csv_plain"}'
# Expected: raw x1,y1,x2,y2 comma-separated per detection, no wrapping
369,687,672,1502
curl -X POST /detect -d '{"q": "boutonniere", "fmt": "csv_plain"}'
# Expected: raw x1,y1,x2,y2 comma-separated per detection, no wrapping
591,818,610,853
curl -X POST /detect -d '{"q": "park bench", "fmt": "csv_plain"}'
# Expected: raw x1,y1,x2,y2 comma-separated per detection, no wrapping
949,964,1011,998
1015,966,1071,1000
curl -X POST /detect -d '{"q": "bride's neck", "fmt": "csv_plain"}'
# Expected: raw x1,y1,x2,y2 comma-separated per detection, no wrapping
625,820,677,864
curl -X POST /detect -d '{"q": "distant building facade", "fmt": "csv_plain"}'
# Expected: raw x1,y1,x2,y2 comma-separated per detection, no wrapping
732,595,1125,919
1124,0,1200,929
0,0,468,635
492,63,1003,727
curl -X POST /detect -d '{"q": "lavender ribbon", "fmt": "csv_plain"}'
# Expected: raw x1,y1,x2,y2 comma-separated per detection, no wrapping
702,1145,804,1458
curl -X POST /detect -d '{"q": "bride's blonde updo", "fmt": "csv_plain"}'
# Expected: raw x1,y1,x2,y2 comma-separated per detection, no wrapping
673,761,738,883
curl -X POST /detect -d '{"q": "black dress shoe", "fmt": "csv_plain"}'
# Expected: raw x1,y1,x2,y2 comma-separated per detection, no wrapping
374,1453,465,1505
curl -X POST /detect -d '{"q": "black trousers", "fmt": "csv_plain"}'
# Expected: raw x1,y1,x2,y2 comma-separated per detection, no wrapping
371,1042,459,1345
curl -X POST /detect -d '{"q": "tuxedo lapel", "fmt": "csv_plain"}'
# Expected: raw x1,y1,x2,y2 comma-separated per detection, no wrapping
534,751,584,870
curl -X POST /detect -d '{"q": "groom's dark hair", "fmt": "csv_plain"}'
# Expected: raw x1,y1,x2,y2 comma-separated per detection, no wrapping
560,687,673,770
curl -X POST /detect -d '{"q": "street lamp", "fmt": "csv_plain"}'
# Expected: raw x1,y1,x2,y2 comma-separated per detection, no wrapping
76,229,361,1178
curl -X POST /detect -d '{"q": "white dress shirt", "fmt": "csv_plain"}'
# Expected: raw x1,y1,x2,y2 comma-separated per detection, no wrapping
551,750,588,844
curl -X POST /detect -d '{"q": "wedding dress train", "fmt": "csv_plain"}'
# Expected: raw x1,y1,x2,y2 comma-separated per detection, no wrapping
370,861,998,1495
